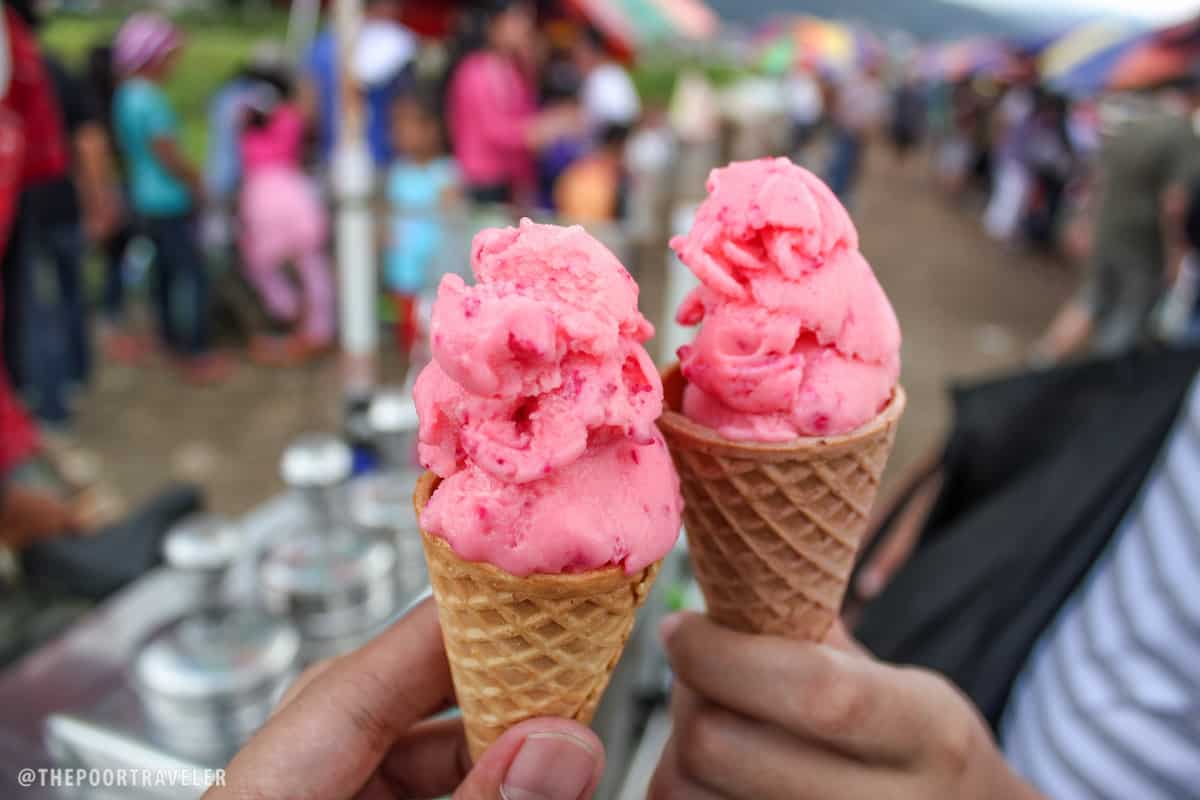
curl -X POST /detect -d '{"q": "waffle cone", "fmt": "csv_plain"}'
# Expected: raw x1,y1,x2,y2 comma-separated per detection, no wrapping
414,472,661,759
657,364,905,641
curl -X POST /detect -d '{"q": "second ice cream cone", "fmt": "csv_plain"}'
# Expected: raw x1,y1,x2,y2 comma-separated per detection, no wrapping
657,364,905,641
414,472,661,760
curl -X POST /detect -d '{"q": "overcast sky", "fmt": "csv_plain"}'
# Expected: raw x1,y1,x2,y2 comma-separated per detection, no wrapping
962,0,1197,22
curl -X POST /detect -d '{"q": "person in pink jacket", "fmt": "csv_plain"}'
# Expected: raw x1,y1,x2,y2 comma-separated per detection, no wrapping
238,85,333,365
446,0,579,207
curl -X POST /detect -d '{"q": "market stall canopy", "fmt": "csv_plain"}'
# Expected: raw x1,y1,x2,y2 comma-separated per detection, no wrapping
756,16,883,76
918,37,1012,82
1041,15,1200,95
568,0,718,58
400,2,462,37
1040,21,1146,95
1108,16,1200,92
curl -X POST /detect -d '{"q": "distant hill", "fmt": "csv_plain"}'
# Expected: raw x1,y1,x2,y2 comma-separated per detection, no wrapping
706,0,1036,39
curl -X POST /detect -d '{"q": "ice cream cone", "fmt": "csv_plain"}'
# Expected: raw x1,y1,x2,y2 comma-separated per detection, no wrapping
657,364,905,641
414,472,661,760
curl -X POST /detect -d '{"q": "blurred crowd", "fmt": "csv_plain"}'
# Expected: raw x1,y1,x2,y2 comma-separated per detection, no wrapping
914,52,1200,363
0,0,1197,546
771,39,1200,366
0,0,669,551
3,0,669,412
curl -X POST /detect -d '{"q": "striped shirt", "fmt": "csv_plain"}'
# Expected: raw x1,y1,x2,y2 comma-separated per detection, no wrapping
1001,373,1200,799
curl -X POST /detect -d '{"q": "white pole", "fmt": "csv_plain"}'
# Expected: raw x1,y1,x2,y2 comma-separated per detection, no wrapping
285,0,322,65
659,203,700,366
332,0,376,397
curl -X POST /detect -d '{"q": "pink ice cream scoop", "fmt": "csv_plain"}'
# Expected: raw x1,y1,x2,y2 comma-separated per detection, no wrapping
415,219,682,576
670,157,901,442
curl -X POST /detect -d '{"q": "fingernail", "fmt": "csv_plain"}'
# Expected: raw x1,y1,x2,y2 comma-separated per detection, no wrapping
501,732,597,800
658,612,684,644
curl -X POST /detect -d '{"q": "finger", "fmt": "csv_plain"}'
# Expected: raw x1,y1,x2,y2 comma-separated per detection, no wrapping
672,683,904,800
277,657,340,711
351,775,393,800
647,732,727,800
660,612,930,763
453,717,605,800
376,717,471,799
214,598,455,800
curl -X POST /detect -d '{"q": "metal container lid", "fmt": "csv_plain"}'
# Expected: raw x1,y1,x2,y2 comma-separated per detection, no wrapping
133,607,300,701
346,470,423,531
163,513,242,574
260,535,396,600
367,389,419,435
280,434,353,490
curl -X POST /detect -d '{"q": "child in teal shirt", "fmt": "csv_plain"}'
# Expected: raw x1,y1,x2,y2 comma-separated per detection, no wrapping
112,14,232,383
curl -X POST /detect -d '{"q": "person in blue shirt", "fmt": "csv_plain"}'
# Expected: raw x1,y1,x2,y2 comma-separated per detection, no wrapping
111,13,232,384
300,0,414,169
385,89,459,352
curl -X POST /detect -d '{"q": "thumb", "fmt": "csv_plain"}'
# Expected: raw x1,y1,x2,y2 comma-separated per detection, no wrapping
453,718,605,800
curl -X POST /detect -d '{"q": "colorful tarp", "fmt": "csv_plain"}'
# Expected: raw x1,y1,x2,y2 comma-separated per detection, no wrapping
756,17,882,76
918,37,1012,82
1041,17,1200,95
570,0,717,57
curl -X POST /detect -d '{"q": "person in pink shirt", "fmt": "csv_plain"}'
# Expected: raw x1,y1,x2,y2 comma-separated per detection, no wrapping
446,0,579,206
238,85,333,365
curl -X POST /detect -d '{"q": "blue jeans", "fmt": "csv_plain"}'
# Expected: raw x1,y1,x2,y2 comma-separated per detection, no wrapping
1,204,89,425
143,215,211,356
100,221,135,324
825,127,864,204
31,223,89,424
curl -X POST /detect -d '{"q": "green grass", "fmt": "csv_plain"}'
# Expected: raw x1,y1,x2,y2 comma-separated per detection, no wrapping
41,13,736,158
41,12,287,160
632,56,749,108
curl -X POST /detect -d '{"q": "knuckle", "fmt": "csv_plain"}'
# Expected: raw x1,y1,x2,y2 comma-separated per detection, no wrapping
675,704,729,781
646,769,683,800
911,670,979,775
339,669,402,745
797,657,871,738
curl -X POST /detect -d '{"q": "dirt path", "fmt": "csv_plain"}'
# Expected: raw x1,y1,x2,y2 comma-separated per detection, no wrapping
71,153,1076,515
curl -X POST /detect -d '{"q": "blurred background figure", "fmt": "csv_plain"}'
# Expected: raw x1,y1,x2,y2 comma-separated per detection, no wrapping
202,43,288,262
983,68,1035,241
84,42,148,367
889,68,926,164
573,23,639,138
112,13,231,384
555,121,629,222
824,62,885,203
446,0,580,207
784,66,824,164
300,0,413,171
384,87,458,354
934,79,982,198
1036,71,1200,363
0,0,107,560
1021,89,1075,249
0,0,68,410
17,49,119,428
238,74,333,366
